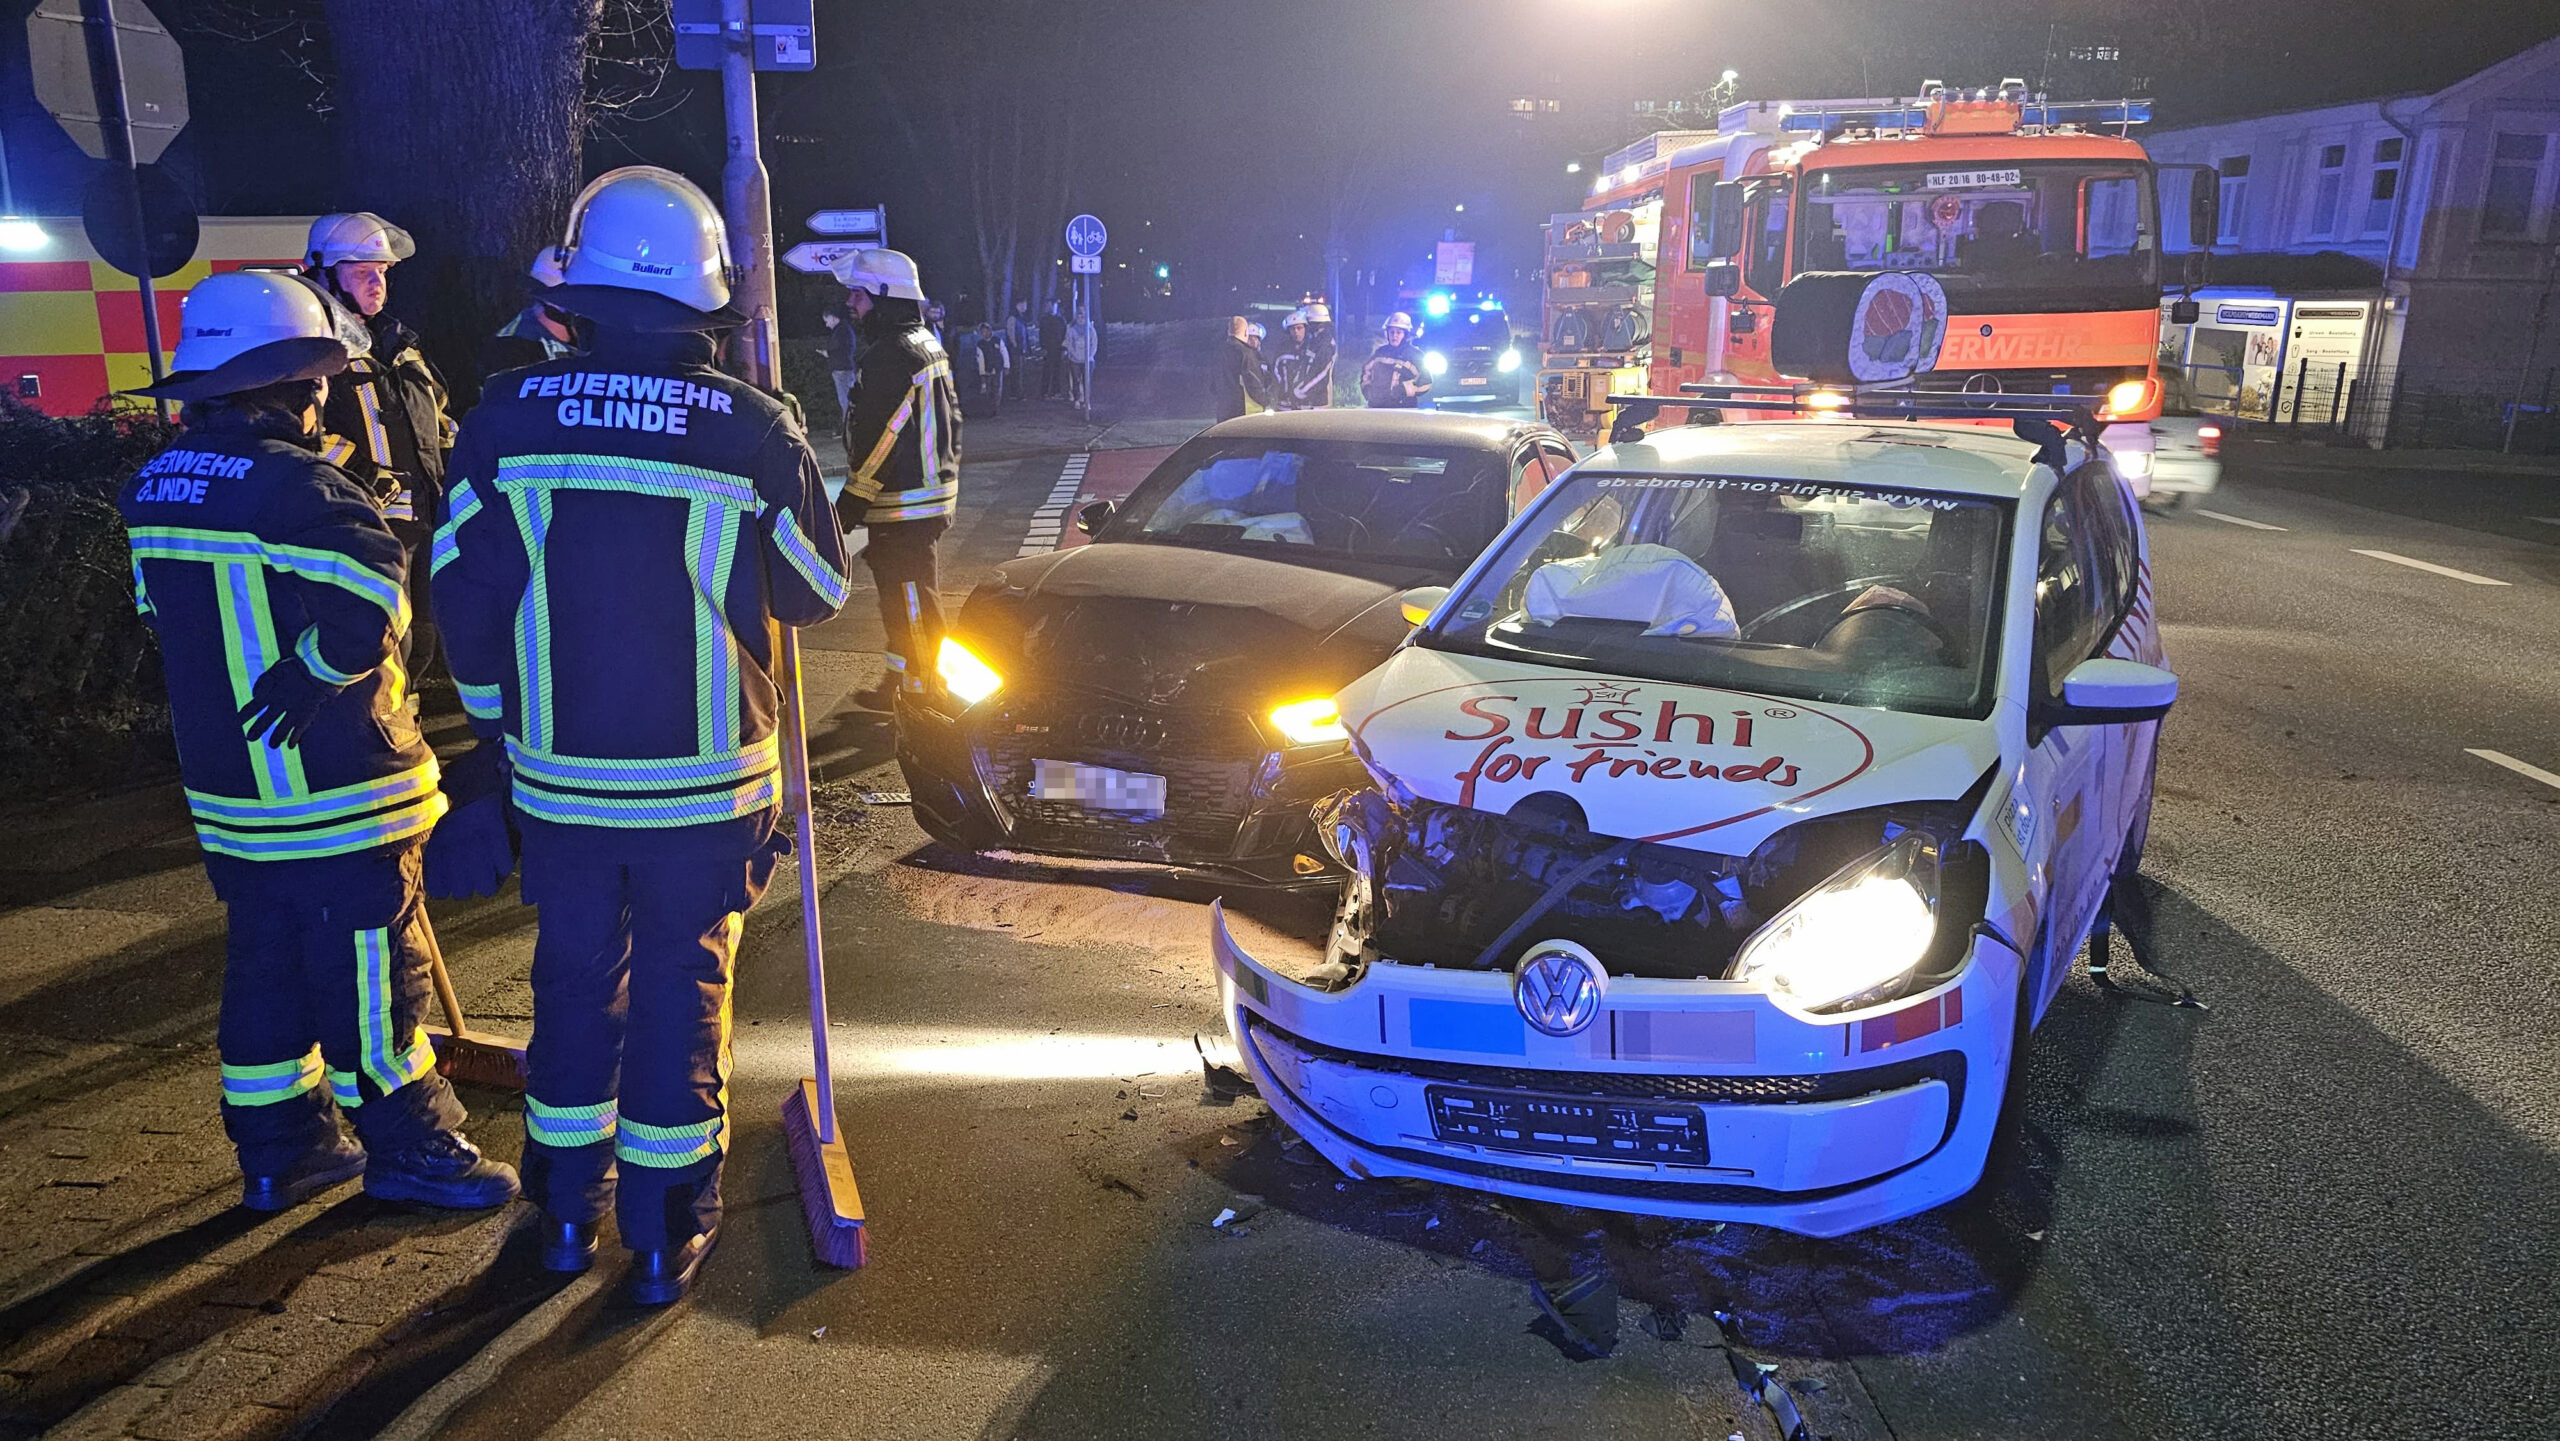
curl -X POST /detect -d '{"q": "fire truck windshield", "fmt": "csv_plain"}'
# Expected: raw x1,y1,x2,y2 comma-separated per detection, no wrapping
1794,160,2157,313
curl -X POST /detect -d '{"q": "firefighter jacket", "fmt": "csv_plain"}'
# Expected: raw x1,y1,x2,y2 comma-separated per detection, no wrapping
1270,330,1336,409
840,302,962,527
432,327,852,836
1361,340,1429,409
320,310,456,538
119,409,445,864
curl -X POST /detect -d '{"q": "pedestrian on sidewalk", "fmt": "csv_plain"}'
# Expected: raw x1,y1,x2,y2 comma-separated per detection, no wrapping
973,321,1010,415
821,294,861,420
118,271,520,1217
435,167,853,1304
1064,307,1097,408
302,212,457,681
1039,298,1067,399
1212,315,1269,421
1005,298,1036,402
834,248,964,712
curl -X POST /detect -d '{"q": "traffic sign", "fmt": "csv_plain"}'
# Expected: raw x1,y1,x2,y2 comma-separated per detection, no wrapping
1069,254,1101,275
28,0,188,165
782,239,866,275
672,0,815,72
1064,214,1108,259
807,207,884,239
81,163,194,277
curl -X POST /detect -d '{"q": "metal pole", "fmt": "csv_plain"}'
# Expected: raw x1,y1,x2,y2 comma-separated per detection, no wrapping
2329,362,2346,428
2289,357,2307,424
88,0,167,420
2502,244,2558,455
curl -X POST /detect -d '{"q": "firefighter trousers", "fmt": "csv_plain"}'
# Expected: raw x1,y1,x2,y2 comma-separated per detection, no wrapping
862,516,948,695
517,820,776,1252
208,843,465,1178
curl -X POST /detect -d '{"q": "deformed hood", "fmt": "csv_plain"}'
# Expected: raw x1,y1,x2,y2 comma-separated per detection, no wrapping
1335,647,2000,858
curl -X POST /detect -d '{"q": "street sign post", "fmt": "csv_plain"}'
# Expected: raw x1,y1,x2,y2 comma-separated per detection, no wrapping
29,0,189,414
672,0,815,72
1063,215,1107,418
782,239,866,276
806,207,885,240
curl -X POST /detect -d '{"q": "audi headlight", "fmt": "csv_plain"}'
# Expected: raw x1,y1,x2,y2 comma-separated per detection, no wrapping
936,637,1004,707
1422,350,1449,376
1268,697,1349,746
1496,348,1522,373
1736,831,1940,1013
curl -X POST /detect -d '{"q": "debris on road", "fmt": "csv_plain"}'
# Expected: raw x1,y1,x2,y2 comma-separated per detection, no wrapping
1529,1271,1620,1360
858,790,912,805
1211,1195,1266,1231
1196,1032,1257,1103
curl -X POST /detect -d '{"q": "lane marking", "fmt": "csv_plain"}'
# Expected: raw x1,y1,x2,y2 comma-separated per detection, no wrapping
1018,454,1089,557
2467,749,2560,791
2349,549,2511,586
2192,508,2287,531
2527,516,2560,526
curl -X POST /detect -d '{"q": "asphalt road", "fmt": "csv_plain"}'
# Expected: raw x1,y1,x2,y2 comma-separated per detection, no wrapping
378,436,2560,1441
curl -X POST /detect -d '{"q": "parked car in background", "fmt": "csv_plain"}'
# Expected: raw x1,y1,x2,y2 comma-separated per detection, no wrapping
897,409,1578,887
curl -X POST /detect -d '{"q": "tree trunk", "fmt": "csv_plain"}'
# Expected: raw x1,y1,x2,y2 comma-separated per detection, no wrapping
322,0,602,398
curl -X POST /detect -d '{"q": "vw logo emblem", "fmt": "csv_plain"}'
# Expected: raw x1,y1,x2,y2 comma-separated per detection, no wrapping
1513,941,1607,1037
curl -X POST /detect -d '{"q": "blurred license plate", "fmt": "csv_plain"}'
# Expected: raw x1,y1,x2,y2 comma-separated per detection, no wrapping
1427,1086,1707,1164
1031,759,1166,812
1459,376,1489,385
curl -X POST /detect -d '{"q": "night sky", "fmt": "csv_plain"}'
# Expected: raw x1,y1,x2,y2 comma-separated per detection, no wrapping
3,0,2553,320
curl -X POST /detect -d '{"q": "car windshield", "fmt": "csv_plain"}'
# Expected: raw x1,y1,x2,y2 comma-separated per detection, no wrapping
1794,160,2157,310
1109,439,1506,571
1418,470,2011,718
1425,306,1512,352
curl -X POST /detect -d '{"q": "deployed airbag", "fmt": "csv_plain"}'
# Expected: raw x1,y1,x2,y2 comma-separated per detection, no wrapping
1524,544,1738,637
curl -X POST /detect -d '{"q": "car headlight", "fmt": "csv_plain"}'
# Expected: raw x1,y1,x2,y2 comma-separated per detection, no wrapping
1422,350,1448,376
1268,697,1349,746
1735,831,1940,1013
2114,450,2154,478
1496,348,1522,373
936,636,1004,706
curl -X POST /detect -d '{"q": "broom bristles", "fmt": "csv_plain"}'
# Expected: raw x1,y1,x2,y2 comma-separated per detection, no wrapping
781,1078,866,1268
426,1026,530,1090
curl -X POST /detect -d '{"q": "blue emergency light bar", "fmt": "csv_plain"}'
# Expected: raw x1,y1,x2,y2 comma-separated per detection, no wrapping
1780,98,2152,133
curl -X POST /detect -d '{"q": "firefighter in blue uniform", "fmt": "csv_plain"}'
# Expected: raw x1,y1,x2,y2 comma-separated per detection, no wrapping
434,167,853,1304
831,249,961,711
118,272,520,1213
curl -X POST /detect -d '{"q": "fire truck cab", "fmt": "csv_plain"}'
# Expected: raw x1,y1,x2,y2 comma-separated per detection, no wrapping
1541,84,2213,443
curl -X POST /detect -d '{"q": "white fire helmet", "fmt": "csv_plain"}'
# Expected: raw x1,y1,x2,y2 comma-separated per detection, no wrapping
1385,311,1415,334
1303,301,1331,325
560,166,736,314
1286,308,1310,329
304,212,414,270
135,270,350,401
528,244,569,289
832,248,927,302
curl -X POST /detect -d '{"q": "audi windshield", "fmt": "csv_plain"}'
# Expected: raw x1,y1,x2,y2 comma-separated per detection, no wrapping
1416,470,2011,718
1103,440,1508,573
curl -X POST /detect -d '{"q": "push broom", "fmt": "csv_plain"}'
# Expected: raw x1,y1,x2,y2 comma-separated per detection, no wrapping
774,623,867,1267
423,952,530,1090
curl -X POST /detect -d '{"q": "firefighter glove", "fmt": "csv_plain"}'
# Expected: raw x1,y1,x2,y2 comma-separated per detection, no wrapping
237,657,344,749
425,740,515,899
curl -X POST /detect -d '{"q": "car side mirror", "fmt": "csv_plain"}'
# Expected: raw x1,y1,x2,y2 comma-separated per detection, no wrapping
1074,499,1115,535
1702,258,1743,299
2168,297,2200,325
1398,585,1451,627
2036,658,2178,726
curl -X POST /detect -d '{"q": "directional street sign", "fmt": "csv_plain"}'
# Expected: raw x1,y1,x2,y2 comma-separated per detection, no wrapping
1069,254,1101,275
28,0,189,164
807,207,884,239
782,239,866,276
672,0,815,72
1064,213,1108,259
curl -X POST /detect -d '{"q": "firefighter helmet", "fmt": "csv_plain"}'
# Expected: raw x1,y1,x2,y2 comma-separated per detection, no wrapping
553,166,738,321
832,248,927,302
1285,308,1310,330
304,212,414,270
1385,311,1416,334
130,270,350,402
528,244,569,289
1303,301,1332,326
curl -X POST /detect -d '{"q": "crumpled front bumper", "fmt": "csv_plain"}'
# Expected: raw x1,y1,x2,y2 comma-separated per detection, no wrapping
1211,904,2020,1236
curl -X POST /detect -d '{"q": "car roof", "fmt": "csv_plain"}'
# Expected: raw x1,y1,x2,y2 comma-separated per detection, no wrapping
1196,408,1552,450
1582,420,2048,500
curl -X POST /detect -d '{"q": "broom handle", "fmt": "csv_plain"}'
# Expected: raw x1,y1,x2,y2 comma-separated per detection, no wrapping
426,950,470,1039
776,623,836,1145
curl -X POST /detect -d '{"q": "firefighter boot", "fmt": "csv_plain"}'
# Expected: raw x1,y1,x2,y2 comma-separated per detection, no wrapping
627,1225,718,1306
541,1215,600,1273
363,1130,521,1209
240,1132,367,1212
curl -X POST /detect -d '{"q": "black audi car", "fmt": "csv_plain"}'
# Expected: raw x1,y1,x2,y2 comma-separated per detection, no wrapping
896,409,1579,887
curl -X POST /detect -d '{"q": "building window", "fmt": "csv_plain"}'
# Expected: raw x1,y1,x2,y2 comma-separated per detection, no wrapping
2307,143,2346,239
2482,131,2548,239
2217,155,2250,244
2364,136,2403,236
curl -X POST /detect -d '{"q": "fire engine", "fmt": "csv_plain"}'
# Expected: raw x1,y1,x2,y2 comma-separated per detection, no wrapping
1540,82,2213,437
